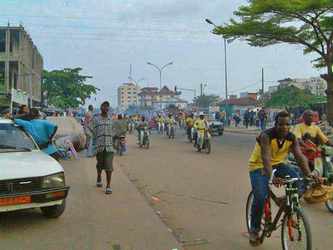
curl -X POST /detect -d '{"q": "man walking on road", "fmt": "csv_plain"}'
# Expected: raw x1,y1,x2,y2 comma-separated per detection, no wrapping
91,101,114,194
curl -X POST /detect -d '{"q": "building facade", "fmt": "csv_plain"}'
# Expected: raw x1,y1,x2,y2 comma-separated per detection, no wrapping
0,25,43,108
117,82,140,110
138,86,187,109
278,77,327,96
138,87,159,107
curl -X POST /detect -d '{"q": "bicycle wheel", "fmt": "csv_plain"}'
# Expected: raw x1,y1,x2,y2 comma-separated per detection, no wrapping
281,208,312,250
205,140,211,154
245,192,265,238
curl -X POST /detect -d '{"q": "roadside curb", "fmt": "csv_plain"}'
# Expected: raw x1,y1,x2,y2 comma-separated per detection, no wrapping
224,128,259,135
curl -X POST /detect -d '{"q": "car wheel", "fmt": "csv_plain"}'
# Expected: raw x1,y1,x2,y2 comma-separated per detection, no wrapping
41,200,66,218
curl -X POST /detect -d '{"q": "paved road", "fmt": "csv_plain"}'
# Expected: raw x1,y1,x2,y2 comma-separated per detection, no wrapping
119,130,333,250
0,152,181,250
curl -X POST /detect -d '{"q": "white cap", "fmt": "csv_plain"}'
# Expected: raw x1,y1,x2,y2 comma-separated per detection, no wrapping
199,112,204,116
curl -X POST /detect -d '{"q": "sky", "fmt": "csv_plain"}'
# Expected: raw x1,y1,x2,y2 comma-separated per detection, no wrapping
0,0,325,107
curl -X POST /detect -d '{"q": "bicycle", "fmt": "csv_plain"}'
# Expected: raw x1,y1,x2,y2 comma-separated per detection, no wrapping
246,172,314,250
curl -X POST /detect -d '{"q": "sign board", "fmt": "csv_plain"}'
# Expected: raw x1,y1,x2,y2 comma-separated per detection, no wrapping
11,88,28,105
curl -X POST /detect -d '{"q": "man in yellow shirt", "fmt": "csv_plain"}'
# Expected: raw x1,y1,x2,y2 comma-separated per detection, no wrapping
185,113,194,141
248,111,314,246
194,112,209,150
157,114,164,134
293,110,333,147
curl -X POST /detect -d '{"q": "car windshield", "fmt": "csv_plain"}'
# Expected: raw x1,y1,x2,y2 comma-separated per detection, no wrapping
0,123,37,152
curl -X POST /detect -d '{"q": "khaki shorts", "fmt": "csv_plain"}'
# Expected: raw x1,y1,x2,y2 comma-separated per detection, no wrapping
96,150,114,172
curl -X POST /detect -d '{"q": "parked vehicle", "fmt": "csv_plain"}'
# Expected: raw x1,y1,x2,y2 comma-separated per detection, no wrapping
208,120,224,136
0,118,70,218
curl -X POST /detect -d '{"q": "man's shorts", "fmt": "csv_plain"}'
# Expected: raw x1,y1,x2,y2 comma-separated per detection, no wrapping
96,150,114,172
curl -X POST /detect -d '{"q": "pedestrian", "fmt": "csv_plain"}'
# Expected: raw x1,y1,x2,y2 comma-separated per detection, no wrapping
244,109,250,129
258,108,267,131
91,101,114,195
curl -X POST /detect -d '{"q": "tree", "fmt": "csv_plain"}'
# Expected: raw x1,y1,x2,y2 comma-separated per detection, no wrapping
211,0,333,121
193,95,219,108
265,85,326,108
42,68,99,109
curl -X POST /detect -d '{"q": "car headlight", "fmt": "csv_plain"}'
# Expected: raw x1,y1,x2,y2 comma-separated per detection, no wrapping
42,173,65,189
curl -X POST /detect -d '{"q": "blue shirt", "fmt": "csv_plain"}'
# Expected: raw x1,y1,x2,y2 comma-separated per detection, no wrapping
15,119,58,155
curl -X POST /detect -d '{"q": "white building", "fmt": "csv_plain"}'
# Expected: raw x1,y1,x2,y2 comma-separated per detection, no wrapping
278,77,327,96
117,83,140,110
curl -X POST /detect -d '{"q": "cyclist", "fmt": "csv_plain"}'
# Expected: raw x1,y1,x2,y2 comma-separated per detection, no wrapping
248,110,315,246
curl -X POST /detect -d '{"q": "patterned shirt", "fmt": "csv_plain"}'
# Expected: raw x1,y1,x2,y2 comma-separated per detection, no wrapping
92,114,114,153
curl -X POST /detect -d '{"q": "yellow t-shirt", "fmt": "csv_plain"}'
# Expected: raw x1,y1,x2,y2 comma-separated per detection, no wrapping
292,123,328,144
194,119,208,135
186,117,194,127
249,128,295,172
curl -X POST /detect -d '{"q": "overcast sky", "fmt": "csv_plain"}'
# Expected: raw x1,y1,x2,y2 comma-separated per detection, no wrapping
0,0,324,106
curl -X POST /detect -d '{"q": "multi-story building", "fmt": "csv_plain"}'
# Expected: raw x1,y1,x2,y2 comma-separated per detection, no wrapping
0,25,43,108
138,87,159,107
278,77,327,96
138,85,187,109
117,82,140,110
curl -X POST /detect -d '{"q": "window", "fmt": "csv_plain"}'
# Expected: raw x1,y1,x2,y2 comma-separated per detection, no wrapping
0,62,5,92
0,30,6,52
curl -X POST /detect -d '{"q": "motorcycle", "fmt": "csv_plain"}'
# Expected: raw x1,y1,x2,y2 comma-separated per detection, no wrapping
158,122,164,134
139,128,150,149
306,144,333,213
165,123,169,137
186,126,193,143
196,130,211,154
115,135,126,156
168,123,175,139
128,122,134,134
290,140,333,213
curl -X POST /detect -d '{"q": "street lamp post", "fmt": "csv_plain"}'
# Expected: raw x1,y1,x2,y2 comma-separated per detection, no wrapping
205,18,230,126
147,61,173,109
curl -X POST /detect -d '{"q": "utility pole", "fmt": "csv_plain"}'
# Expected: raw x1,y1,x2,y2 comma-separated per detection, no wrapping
262,67,264,94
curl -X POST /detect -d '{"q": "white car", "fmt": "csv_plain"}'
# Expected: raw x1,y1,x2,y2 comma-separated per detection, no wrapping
0,118,69,218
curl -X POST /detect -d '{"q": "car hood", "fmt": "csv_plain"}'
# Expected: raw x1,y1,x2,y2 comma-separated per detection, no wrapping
0,151,64,180
209,121,223,125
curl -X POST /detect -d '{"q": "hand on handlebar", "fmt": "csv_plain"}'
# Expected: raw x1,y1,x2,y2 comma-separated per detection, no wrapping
272,176,284,188
307,172,323,184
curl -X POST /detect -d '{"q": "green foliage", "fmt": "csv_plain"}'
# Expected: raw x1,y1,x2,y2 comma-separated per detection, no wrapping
213,0,333,69
42,68,99,109
193,95,219,108
265,85,326,108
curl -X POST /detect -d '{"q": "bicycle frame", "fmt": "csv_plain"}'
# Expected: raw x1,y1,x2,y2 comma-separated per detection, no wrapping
261,180,301,242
